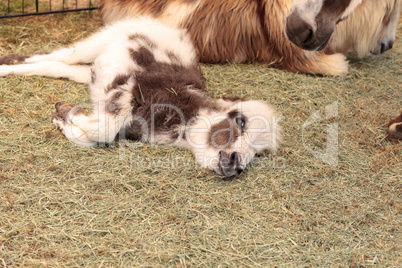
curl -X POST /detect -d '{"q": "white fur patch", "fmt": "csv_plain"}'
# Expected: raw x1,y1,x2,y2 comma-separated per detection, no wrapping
186,100,282,172
290,0,324,25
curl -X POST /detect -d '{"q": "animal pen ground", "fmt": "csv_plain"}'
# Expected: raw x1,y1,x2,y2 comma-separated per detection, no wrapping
0,11,401,267
0,0,99,17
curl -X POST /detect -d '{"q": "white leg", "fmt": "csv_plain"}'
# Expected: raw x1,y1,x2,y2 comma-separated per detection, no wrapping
25,26,118,65
0,61,91,83
52,102,133,146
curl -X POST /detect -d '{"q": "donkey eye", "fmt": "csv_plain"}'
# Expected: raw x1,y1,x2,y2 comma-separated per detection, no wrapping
236,117,246,131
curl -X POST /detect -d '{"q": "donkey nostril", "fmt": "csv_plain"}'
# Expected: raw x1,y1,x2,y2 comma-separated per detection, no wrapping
285,9,316,49
237,169,244,175
388,39,394,49
380,42,387,53
302,29,314,44
219,150,224,158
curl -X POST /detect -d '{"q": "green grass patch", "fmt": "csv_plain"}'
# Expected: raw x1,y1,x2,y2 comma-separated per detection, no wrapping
0,12,401,267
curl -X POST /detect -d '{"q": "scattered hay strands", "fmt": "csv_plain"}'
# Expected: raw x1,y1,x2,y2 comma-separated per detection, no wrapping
0,13,401,267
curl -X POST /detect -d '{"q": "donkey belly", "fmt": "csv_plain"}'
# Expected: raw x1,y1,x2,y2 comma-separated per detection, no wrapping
122,116,185,146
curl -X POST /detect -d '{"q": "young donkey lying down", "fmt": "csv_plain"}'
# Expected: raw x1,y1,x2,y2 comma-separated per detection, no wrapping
0,18,281,178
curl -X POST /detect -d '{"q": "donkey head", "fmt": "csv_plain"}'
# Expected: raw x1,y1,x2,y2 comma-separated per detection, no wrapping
367,0,400,55
285,0,362,50
187,98,281,178
329,0,400,57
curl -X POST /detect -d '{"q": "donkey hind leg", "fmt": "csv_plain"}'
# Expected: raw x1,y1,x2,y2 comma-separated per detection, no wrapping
52,102,133,147
0,61,91,83
25,25,118,65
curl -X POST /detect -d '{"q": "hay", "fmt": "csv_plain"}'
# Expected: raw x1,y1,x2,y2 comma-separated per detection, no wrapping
0,12,401,267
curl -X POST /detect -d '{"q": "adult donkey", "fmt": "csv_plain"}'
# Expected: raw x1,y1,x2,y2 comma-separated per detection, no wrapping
99,0,400,76
286,0,399,55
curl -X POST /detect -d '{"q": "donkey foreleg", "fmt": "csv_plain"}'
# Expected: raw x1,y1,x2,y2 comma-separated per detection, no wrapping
0,61,91,83
52,102,133,147
25,26,120,65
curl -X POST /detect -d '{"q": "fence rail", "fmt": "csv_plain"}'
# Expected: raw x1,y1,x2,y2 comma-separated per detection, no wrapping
0,0,99,18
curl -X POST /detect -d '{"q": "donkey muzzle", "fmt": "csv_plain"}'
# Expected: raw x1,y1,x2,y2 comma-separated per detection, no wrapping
371,38,395,55
218,151,244,178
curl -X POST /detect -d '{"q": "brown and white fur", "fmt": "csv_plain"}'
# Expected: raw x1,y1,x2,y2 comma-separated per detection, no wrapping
99,0,401,76
0,18,281,178
387,112,402,141
285,0,364,51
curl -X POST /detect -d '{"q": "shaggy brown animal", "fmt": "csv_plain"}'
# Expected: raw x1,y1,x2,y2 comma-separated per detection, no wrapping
99,0,401,76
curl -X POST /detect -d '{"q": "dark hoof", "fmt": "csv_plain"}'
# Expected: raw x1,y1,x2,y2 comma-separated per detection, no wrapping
0,54,29,65
53,101,75,121
55,101,66,109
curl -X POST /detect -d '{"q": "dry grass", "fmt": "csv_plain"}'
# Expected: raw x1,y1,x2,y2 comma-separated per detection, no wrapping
1,0,100,16
0,12,401,267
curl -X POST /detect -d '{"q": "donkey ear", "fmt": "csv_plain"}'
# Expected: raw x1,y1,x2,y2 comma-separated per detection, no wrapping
216,96,246,109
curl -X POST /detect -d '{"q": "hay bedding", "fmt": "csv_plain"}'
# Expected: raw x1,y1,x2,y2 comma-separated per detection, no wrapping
1,0,101,15
0,12,401,267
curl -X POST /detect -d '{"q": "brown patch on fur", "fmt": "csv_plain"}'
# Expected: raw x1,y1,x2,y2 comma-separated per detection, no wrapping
90,69,97,84
107,74,132,92
228,110,241,120
0,54,29,65
106,91,124,114
319,0,352,20
130,47,156,67
209,117,240,148
166,50,180,63
129,33,154,46
182,1,267,63
123,55,213,141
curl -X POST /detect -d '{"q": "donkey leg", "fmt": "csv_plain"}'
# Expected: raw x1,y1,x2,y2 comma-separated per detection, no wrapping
0,61,91,83
52,101,133,147
0,27,114,67
25,25,120,65
52,72,136,146
51,102,95,146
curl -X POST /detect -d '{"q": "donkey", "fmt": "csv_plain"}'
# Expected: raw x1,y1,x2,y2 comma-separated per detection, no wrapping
330,0,400,58
284,0,363,50
99,0,400,76
0,18,281,178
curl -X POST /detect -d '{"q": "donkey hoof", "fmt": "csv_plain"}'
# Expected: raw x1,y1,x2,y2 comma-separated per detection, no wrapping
55,101,66,109
53,101,75,121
